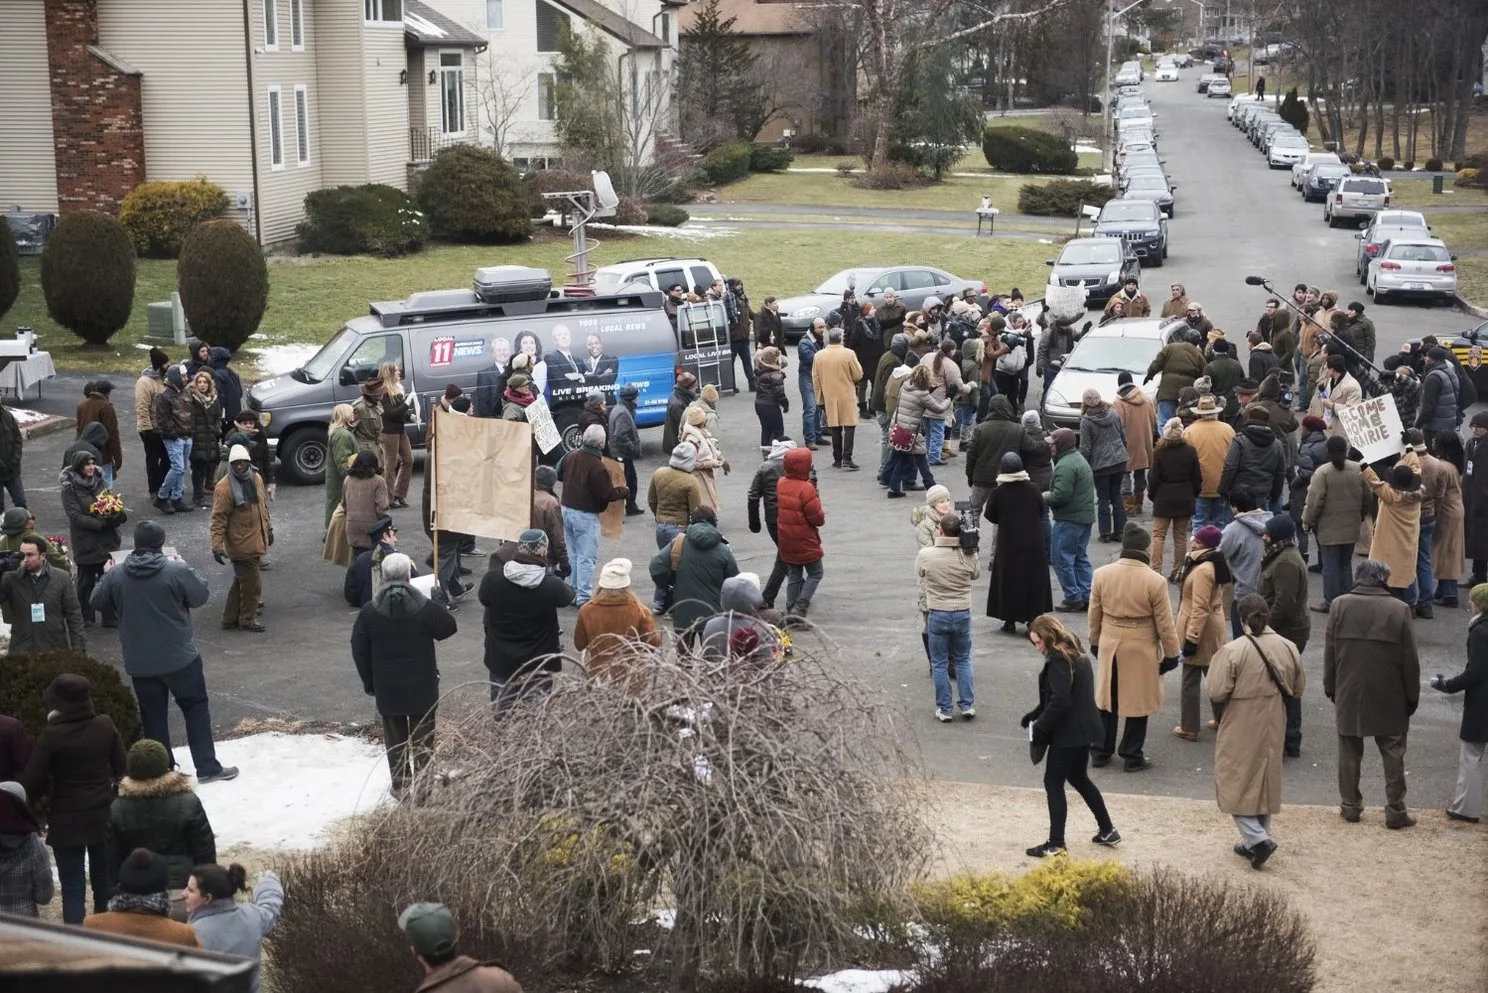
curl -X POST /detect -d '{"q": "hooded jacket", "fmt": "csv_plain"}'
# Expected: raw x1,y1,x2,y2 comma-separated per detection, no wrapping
1220,422,1286,503
352,580,458,715
91,550,211,678
0,562,85,653
59,455,121,566
872,338,907,412
1248,341,1279,383
1078,404,1128,475
891,382,950,458
1022,422,1054,491
1114,385,1156,472
966,396,1026,487
662,384,698,453
698,576,779,665
63,422,110,472
187,385,223,459
649,521,739,631
21,693,126,848
208,348,243,421
107,772,215,890
134,367,165,433
479,553,575,681
746,439,796,535
1219,510,1270,597
775,448,824,564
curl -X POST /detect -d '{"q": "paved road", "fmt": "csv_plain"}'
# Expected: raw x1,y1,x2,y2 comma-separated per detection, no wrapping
16,76,1482,818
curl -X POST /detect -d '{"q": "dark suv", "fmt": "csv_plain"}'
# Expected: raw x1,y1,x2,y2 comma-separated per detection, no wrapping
1093,198,1168,267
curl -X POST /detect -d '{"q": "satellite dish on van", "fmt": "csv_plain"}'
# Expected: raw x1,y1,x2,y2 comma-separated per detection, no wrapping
592,171,619,218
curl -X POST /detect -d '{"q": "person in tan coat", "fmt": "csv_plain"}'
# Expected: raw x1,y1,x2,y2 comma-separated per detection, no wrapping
810,329,865,469
1363,459,1423,600
1114,375,1157,516
210,446,272,633
1087,521,1181,770
1207,594,1306,870
1183,396,1236,535
1160,283,1189,319
1307,353,1363,440
1104,278,1151,319
84,848,201,948
679,407,726,513
1174,525,1233,740
1428,430,1467,608
1302,436,1372,609
574,558,661,694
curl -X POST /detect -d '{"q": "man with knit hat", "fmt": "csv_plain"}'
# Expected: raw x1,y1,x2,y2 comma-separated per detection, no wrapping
136,346,171,497
560,424,630,607
1184,395,1236,535
479,529,575,711
1204,340,1245,421
398,902,524,992
648,443,704,613
608,383,644,516
84,848,200,946
210,445,272,633
152,365,196,514
92,520,237,785
1045,427,1096,611
1088,520,1181,770
1258,513,1309,756
107,739,216,919
1220,406,1286,514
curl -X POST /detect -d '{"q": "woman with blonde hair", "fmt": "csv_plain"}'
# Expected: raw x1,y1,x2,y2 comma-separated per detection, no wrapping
187,369,222,507
885,364,948,498
324,404,358,528
680,405,727,512
377,360,415,509
1021,614,1120,857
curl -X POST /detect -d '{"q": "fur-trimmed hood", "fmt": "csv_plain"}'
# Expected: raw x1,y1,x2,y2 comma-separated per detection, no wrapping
117,771,196,798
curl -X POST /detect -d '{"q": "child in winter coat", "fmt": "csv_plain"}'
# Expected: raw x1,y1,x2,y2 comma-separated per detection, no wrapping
0,781,53,917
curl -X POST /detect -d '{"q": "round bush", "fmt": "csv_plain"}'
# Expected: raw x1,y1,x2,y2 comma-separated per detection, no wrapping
1404,161,1415,171
523,169,594,219
298,185,428,257
645,203,690,227
0,220,18,321
1017,179,1115,216
701,141,753,185
1424,157,1444,172
1378,156,1395,171
612,196,647,226
41,212,137,346
748,144,794,173
0,650,142,746
118,179,231,259
177,220,269,352
417,145,532,244
981,126,1077,174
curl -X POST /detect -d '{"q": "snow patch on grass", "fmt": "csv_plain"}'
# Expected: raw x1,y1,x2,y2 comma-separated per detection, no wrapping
249,343,322,376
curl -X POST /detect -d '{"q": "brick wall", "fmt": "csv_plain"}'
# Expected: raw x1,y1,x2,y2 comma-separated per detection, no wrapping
45,0,145,215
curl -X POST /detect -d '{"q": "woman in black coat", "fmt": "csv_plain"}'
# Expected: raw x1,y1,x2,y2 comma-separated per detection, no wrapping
985,453,1053,633
1147,418,1203,582
20,675,127,923
59,451,123,626
1432,585,1488,822
1465,411,1488,585
848,304,883,416
479,531,576,711
1021,615,1119,858
107,739,216,917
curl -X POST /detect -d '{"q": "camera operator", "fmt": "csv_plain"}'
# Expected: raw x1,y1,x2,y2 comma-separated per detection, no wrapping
987,323,1033,416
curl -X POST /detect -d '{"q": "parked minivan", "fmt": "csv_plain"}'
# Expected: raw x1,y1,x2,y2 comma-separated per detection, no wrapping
247,267,681,484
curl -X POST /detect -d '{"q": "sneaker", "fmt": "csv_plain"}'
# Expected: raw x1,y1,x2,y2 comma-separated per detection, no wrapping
197,766,240,784
154,497,176,515
1025,841,1066,858
935,709,953,723
1309,603,1330,614
171,499,194,513
450,584,471,601
443,601,460,613
1092,828,1121,847
391,497,409,509
461,546,486,557
1248,838,1278,869
960,707,976,721
241,621,266,633
831,460,843,469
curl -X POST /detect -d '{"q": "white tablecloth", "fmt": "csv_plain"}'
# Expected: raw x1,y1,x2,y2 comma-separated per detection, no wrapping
0,352,56,396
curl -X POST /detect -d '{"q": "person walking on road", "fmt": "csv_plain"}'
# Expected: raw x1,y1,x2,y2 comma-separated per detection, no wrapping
1174,525,1233,742
662,372,698,455
1147,418,1202,582
753,347,790,449
76,381,123,489
1258,514,1310,756
985,453,1053,634
575,558,662,692
1184,395,1237,535
1078,388,1129,542
1325,559,1421,829
885,365,948,498
1303,436,1370,610
812,328,865,470
608,384,644,516
797,320,826,449
917,512,980,723
1429,430,1466,608
1145,329,1207,426
1046,429,1096,611
152,366,196,515
135,348,170,499
649,444,704,614
775,447,825,621
964,395,1026,519
1219,489,1268,636
0,535,85,653
1431,582,1488,823
1362,461,1424,604
650,507,739,644
1114,373,1156,518
210,446,272,633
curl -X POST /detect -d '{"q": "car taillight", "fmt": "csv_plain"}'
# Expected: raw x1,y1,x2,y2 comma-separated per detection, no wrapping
1438,264,1456,273
1380,262,1402,271
1384,196,1391,206
1334,194,1343,204
1366,244,1380,254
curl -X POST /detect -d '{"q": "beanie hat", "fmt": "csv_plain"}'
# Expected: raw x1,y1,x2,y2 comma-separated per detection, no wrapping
126,739,172,781
701,383,721,405
889,334,910,360
535,465,558,491
227,444,251,463
117,848,169,896
1021,409,1042,430
1000,452,1024,474
1121,520,1150,554
669,442,698,472
1473,410,1488,431
1264,514,1296,543
924,484,951,507
1471,583,1488,614
584,391,605,410
516,529,549,555
1244,405,1271,425
1301,414,1327,433
1428,346,1449,363
443,383,463,402
1234,377,1259,395
1194,525,1223,550
43,674,91,710
148,347,171,370
1,507,30,536
597,558,632,590
134,520,167,550
451,396,471,413
1081,388,1104,409
1162,416,1185,441
1051,428,1077,453
1116,371,1133,386
675,371,698,391
620,382,639,399
1212,339,1229,354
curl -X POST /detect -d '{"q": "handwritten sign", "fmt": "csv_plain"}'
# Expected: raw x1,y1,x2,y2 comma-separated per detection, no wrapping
1335,394,1404,464
524,393,564,454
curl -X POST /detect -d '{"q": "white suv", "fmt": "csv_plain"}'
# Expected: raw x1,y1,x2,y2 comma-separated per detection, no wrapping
592,257,724,296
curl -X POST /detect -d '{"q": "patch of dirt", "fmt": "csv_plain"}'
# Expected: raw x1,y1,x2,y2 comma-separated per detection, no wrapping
222,717,379,742
914,780,1488,993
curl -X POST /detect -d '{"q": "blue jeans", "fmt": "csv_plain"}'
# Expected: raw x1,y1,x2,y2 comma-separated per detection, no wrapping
876,410,892,476
562,506,600,605
885,451,934,494
1416,516,1437,606
954,405,975,443
131,655,224,779
927,609,974,712
927,416,947,465
1051,521,1093,602
1157,399,1178,427
1391,581,1418,604
52,842,110,924
1319,543,1354,607
653,522,684,610
799,377,819,443
1437,578,1460,603
1191,496,1231,536
1094,470,1125,538
158,436,193,501
786,559,824,612
101,464,114,489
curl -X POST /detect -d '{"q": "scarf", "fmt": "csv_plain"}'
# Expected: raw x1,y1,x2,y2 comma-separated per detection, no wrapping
190,388,216,409
1182,547,1233,586
579,442,605,459
1120,548,1151,565
504,388,534,408
995,471,1030,484
108,891,171,917
228,466,259,508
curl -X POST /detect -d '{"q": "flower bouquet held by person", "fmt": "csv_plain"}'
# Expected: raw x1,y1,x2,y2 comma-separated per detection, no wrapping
90,492,127,523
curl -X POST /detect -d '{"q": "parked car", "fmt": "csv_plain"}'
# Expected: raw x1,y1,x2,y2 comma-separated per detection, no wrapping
1207,77,1233,97
1196,73,1224,93
1325,175,1391,227
1155,63,1180,82
1291,150,1342,188
1301,162,1352,202
1267,134,1311,168
1115,66,1141,86
1355,211,1432,280
1367,238,1457,304
1121,172,1178,216
774,265,986,338
1041,318,1190,427
592,257,724,296
1046,238,1142,306
1093,197,1169,267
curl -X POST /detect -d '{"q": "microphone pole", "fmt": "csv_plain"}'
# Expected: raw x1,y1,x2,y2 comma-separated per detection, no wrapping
1243,275,1387,398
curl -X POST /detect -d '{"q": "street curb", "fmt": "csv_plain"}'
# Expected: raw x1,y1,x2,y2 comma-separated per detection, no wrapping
18,413,72,442
1456,293,1488,320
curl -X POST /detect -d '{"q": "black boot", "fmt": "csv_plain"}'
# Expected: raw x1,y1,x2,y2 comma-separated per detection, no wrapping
922,631,932,676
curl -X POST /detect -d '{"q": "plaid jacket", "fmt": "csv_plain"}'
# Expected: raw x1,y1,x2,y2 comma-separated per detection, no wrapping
0,834,54,915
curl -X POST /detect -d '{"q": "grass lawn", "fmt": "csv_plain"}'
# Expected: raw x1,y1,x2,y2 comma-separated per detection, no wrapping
1457,257,1488,309
1389,180,1487,209
713,169,1040,215
8,229,1054,378
1423,208,1488,250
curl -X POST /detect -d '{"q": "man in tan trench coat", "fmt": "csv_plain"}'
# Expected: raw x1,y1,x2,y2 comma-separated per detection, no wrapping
811,328,864,470
1088,521,1181,770
1362,458,1423,599
1208,593,1307,869
210,445,272,633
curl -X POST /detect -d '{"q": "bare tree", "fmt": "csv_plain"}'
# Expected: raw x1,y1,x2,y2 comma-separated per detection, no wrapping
477,52,537,160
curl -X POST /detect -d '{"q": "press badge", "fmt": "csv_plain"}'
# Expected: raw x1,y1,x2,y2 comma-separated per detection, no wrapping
30,604,44,623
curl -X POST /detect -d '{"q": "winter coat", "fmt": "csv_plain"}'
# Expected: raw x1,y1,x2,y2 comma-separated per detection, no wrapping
1363,466,1423,589
1176,555,1228,667
1219,423,1286,504
1145,342,1207,401
1220,510,1269,598
0,716,30,783
134,369,164,433
893,384,951,458
884,365,911,417
1290,429,1329,516
154,382,195,440
21,703,126,848
796,333,820,383
324,426,358,527
915,536,980,612
1114,387,1156,471
1104,290,1151,318
698,577,781,666
662,385,698,454
966,396,1025,486
561,448,627,514
59,464,121,566
479,555,576,681
871,352,900,414
811,343,864,428
188,389,223,461
1324,585,1419,737
91,550,210,678
1418,363,1460,433
352,580,457,716
412,957,524,993
574,588,661,692
1303,459,1370,546
84,909,200,947
76,393,123,472
0,831,52,917
747,450,792,535
1308,371,1363,439
0,563,85,653
1023,427,1053,491
210,471,271,560
531,487,568,572
1430,457,1465,582
1248,344,1280,384
107,772,215,891
351,383,384,453
649,466,703,527
607,402,642,461
1028,650,1108,750
1184,418,1236,499
849,317,884,374
189,872,284,993
380,390,414,438
342,474,391,551
1147,437,1202,519
1206,355,1245,417
1045,448,1096,526
755,308,784,348
1258,542,1310,649
775,448,824,565
224,427,273,486
755,369,789,412
1468,437,1488,560
1078,405,1128,475
1208,629,1306,815
685,397,720,437
679,422,724,511
649,521,739,632
1035,323,1077,378
1442,615,1488,743
1089,557,1181,716
985,476,1053,622
208,349,243,421
63,421,108,471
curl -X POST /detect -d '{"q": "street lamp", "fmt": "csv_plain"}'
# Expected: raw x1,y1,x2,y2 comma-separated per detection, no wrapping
1186,0,1204,45
1102,0,1153,173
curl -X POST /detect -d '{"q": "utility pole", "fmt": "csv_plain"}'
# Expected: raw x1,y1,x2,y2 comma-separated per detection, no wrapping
1102,0,1153,173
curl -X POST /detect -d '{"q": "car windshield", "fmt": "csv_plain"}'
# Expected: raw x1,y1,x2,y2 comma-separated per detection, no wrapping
1065,336,1163,373
813,269,877,295
1100,201,1158,221
1059,243,1122,265
1126,175,1167,190
1313,166,1350,180
296,327,357,384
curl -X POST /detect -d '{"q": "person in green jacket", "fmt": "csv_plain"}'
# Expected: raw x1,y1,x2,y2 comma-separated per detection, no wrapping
324,404,358,528
648,507,739,640
1144,331,1207,428
1045,428,1096,611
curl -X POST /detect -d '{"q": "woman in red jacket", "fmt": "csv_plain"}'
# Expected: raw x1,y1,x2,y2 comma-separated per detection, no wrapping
775,447,825,621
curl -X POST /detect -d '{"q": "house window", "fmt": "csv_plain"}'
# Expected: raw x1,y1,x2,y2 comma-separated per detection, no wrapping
536,0,569,53
294,85,310,165
290,0,304,49
267,86,284,169
439,51,465,135
537,72,556,121
659,11,670,45
263,0,278,50
364,0,402,23
486,0,503,29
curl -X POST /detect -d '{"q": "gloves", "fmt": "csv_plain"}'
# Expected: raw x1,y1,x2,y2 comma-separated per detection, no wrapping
212,549,227,565
1031,725,1051,747
1089,642,1098,657
1020,710,1038,729
1182,640,1198,658
268,529,275,547
1159,656,1180,675
556,562,571,579
1430,674,1447,691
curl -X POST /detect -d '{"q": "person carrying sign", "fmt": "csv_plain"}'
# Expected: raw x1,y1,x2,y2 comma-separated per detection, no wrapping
1308,353,1362,440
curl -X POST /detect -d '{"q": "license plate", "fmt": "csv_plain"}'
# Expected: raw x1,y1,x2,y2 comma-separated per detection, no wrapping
1405,282,1430,290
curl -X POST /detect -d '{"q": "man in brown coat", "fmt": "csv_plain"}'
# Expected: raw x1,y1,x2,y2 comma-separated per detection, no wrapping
1324,558,1420,828
210,445,272,633
1088,522,1182,770
531,466,569,576
573,558,661,693
1114,374,1156,516
560,424,630,607
76,381,123,486
399,902,524,993
810,329,864,470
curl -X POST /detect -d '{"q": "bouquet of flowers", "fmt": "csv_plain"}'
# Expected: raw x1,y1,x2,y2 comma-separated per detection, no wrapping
90,492,126,518
44,534,68,555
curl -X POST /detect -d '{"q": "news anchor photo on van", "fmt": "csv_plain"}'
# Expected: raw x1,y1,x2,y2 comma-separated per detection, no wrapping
245,267,680,484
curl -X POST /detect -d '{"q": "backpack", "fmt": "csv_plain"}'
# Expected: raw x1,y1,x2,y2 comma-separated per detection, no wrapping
997,341,1028,375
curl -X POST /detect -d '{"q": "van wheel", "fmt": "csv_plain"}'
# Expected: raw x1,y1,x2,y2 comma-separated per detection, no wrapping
279,428,328,486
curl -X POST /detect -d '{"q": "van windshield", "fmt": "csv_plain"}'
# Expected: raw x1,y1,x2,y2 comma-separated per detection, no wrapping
295,327,356,383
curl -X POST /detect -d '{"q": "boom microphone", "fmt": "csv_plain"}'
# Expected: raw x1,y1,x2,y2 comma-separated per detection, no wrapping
1243,275,1267,286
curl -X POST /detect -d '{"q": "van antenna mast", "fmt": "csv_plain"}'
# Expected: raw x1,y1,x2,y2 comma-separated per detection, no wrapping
542,171,618,295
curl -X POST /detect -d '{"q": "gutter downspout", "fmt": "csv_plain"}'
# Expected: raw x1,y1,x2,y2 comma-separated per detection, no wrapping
241,0,264,245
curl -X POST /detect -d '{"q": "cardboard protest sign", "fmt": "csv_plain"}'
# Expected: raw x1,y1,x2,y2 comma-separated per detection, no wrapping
524,394,564,454
599,457,627,538
430,408,531,541
1335,394,1404,464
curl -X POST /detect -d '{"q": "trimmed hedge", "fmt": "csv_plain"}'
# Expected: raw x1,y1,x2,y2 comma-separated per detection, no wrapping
1017,179,1115,216
1424,157,1444,172
701,141,753,185
118,179,231,259
0,220,18,322
1457,168,1483,189
613,196,648,226
0,651,143,747
982,126,1077,174
417,145,532,244
645,203,690,227
41,212,137,346
177,220,269,353
748,144,794,172
298,184,429,257
1378,156,1395,171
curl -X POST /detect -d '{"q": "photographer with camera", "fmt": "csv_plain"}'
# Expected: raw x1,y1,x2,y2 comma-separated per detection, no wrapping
915,510,980,723
0,507,71,575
